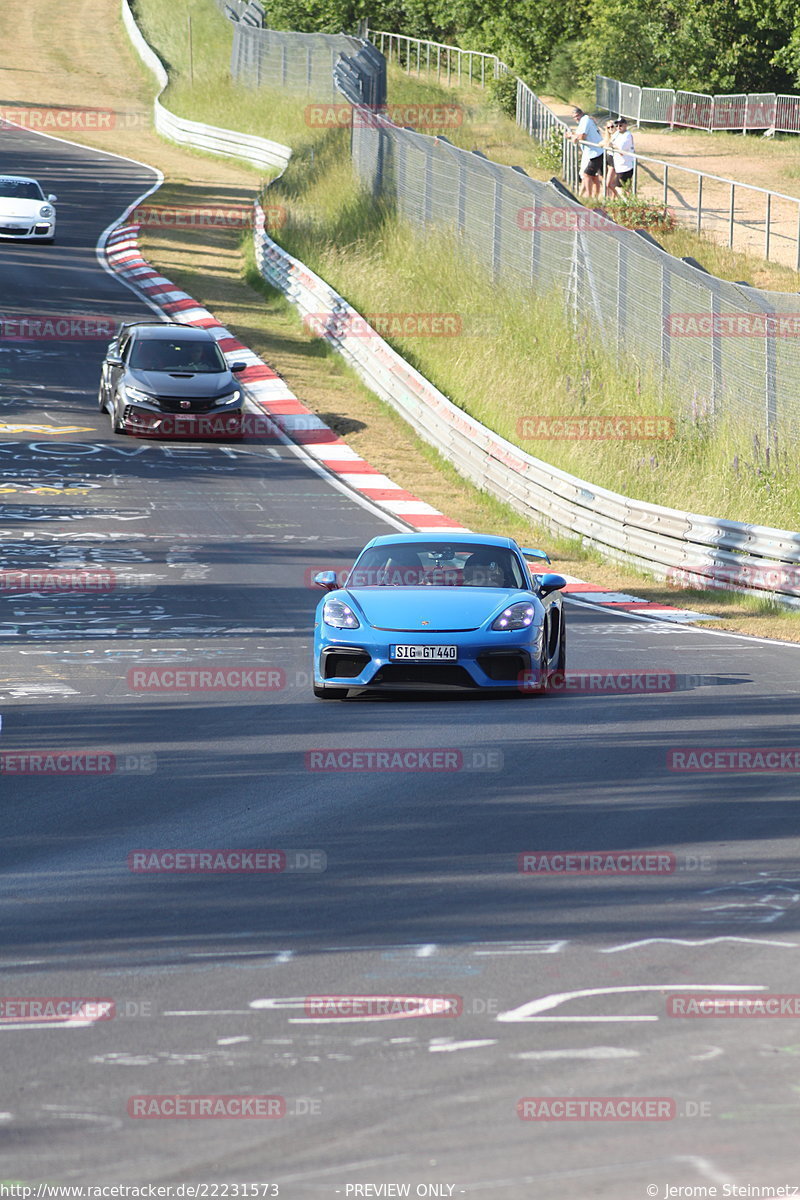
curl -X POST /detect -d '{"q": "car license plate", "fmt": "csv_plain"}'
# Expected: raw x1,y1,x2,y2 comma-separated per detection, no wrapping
391,645,457,660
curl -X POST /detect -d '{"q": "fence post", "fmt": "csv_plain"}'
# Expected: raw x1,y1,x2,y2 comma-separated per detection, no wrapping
492,177,503,281
696,175,703,232
728,183,735,247
765,192,771,261
663,163,668,207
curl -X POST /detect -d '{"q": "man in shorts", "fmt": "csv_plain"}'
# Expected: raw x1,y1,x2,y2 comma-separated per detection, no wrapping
566,106,605,197
609,117,635,196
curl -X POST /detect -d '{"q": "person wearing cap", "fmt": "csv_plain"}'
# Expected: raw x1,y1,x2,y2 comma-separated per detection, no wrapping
607,117,635,197
566,106,605,197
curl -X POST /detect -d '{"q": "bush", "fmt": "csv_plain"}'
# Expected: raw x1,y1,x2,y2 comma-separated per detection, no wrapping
486,72,518,118
591,192,675,232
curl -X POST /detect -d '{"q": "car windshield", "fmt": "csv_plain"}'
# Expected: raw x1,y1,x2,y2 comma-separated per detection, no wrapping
128,338,226,373
348,542,527,588
0,180,44,200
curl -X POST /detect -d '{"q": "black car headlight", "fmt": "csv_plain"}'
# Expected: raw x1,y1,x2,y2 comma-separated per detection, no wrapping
215,389,242,407
124,385,155,405
323,597,360,629
491,602,536,631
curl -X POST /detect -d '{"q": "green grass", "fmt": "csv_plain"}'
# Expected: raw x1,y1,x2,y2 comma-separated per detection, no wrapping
133,0,800,533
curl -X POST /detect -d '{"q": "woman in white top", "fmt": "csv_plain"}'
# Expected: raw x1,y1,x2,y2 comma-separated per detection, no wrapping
606,117,635,198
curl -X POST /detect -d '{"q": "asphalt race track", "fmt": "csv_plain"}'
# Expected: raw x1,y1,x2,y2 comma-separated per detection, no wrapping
2,128,800,1196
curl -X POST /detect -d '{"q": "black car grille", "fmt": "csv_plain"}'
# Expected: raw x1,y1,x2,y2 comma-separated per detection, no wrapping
153,396,223,414
477,651,531,681
0,225,31,236
323,649,371,679
371,664,477,688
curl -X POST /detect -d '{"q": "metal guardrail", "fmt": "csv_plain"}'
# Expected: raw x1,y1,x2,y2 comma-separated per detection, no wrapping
597,74,800,134
121,0,291,171
369,30,508,88
251,201,800,604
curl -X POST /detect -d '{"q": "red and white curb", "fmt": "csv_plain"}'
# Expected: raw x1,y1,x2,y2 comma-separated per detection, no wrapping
104,224,717,622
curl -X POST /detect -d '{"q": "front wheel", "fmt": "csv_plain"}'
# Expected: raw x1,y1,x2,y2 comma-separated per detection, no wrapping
551,612,566,672
313,683,348,700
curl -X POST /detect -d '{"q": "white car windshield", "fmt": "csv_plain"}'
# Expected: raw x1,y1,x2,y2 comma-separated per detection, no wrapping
0,180,45,200
348,542,527,588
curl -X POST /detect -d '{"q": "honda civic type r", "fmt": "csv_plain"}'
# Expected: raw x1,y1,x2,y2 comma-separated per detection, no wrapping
312,533,566,698
98,322,247,437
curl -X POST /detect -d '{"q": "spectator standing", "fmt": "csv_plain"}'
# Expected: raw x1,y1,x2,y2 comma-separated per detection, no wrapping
566,106,604,198
608,117,635,197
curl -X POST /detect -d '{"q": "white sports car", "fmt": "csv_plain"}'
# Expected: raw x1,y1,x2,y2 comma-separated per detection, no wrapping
0,175,57,242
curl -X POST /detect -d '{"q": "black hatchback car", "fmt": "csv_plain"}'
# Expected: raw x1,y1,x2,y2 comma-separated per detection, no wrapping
98,322,247,437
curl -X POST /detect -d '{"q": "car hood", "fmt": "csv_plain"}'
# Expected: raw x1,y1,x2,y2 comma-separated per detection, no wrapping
345,587,536,632
0,199,46,218
128,369,234,398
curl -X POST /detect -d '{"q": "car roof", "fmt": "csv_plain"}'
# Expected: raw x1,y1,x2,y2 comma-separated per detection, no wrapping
124,323,215,340
366,532,516,549
0,175,40,184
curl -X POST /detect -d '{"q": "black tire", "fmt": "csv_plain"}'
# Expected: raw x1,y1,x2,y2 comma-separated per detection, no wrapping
97,384,106,413
313,684,348,700
552,611,566,671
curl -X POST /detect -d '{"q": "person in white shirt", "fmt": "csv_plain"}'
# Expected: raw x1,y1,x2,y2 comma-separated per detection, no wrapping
607,117,635,197
566,106,605,197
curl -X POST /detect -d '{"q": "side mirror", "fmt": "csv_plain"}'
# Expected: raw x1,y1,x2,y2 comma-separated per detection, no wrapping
537,572,567,596
47,194,57,203
231,361,248,372
314,570,338,591
105,353,123,367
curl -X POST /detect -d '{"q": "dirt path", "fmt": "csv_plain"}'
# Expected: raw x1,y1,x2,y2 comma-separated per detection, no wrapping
544,95,800,276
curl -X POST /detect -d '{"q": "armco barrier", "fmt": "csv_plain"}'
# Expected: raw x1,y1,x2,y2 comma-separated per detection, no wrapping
123,0,800,606
251,203,800,606
121,0,290,171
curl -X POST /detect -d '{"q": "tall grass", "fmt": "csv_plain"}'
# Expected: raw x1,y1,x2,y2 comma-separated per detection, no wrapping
134,0,800,531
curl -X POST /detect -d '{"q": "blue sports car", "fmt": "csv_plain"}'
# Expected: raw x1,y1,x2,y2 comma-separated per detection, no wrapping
312,533,566,699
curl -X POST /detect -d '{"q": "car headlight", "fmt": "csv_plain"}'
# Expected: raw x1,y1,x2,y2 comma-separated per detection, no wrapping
323,597,360,629
215,389,241,406
39,205,54,218
492,602,536,631
124,385,155,405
